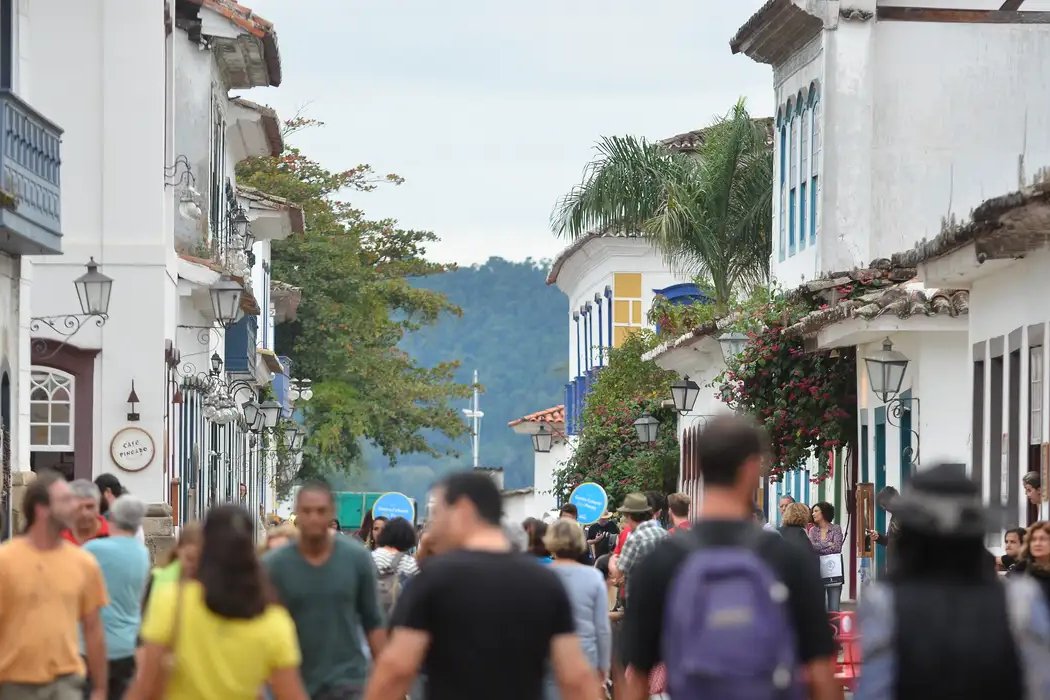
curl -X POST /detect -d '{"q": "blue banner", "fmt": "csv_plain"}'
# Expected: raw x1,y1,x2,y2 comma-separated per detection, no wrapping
569,482,608,525
372,492,416,522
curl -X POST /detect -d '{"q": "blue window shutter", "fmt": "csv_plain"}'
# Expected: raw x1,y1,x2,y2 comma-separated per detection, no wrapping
811,175,818,243
789,189,796,255
799,181,807,251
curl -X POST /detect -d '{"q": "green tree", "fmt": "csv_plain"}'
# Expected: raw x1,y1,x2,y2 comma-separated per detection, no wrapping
553,331,680,507
552,99,772,307
237,120,471,488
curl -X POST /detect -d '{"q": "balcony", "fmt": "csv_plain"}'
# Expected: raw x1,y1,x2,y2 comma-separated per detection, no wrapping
223,315,258,375
0,91,62,256
564,368,601,436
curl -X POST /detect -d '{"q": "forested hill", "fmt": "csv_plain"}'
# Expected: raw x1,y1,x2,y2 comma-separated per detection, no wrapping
348,257,568,502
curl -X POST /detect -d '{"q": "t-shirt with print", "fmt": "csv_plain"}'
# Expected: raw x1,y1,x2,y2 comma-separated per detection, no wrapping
622,520,836,673
84,535,151,659
0,537,108,683
587,520,620,559
140,581,300,700
391,550,575,700
264,536,383,695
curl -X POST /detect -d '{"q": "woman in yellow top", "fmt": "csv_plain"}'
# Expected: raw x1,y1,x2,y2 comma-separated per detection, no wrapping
126,505,308,700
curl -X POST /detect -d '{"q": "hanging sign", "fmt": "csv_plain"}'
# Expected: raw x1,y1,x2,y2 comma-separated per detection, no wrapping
110,427,156,472
372,492,416,522
569,482,608,525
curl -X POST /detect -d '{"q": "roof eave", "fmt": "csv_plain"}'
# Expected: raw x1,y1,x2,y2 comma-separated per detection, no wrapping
729,0,824,65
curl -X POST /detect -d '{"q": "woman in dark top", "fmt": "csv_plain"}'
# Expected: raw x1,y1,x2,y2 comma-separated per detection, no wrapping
779,502,815,554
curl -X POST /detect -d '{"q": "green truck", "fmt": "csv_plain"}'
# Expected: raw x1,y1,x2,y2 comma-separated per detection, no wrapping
334,491,418,531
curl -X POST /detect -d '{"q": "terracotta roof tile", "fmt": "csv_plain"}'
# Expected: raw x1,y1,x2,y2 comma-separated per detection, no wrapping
508,405,565,428
729,0,823,65
660,117,775,153
238,185,304,234
890,179,1050,268
230,97,284,156
185,0,281,86
783,284,969,340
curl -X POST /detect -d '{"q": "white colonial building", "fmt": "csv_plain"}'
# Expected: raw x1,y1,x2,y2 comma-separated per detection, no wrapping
712,0,1050,586
10,0,305,547
506,230,697,515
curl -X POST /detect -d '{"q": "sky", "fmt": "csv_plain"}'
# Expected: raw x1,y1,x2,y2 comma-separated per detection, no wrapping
242,0,773,266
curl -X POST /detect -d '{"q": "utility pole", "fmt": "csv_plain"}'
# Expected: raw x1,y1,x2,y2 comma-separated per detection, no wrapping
462,370,484,468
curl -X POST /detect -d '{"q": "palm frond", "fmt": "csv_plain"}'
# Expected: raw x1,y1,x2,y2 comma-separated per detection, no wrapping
551,136,681,240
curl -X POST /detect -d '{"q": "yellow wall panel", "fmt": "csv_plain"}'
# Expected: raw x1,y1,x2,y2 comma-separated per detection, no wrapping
613,325,630,347
613,300,630,324
614,273,642,299
632,300,642,323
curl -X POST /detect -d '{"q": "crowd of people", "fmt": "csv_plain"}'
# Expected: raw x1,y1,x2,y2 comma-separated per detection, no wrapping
7,416,1050,699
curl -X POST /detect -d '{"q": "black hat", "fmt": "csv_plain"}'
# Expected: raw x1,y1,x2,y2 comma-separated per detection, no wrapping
94,473,124,496
892,463,1004,537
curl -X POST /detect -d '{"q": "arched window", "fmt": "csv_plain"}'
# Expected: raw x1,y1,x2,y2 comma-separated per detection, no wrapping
799,88,810,252
29,368,74,451
777,107,786,262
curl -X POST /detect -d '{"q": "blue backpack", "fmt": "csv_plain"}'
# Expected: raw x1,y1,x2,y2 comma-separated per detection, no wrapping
662,527,803,700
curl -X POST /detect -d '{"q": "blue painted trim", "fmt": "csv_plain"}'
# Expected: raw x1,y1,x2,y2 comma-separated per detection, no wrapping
799,181,807,251
810,175,818,243
789,189,797,255
574,314,581,378
596,301,604,366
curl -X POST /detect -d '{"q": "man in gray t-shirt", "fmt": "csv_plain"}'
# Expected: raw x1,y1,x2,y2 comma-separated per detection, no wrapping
265,483,385,699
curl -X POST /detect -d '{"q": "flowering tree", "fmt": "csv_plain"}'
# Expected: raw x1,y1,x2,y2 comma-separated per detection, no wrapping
553,331,680,507
716,296,856,481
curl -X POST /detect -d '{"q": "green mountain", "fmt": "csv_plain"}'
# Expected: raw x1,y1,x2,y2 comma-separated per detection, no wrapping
346,257,568,503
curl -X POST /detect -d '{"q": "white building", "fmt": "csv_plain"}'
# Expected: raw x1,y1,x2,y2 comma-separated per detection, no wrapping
719,0,1050,583
0,0,66,537
505,405,567,520
506,231,695,516
14,0,303,544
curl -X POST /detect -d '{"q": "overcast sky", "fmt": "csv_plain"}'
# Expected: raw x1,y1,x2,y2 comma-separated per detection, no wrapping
243,0,772,266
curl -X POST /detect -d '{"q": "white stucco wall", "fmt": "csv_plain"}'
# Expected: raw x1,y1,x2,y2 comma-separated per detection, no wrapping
771,11,1050,284
172,30,217,251
553,238,692,379
967,248,1050,525
22,0,172,503
531,441,569,515
0,255,23,472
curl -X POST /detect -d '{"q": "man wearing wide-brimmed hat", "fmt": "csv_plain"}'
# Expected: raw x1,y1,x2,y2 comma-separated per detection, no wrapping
614,493,669,587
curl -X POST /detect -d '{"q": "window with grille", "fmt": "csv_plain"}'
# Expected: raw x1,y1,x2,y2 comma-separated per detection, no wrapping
29,369,74,451
612,273,643,347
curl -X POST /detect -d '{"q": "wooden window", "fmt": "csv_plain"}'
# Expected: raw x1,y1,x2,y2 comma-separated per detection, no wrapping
29,369,74,451
612,273,643,347
1031,346,1043,445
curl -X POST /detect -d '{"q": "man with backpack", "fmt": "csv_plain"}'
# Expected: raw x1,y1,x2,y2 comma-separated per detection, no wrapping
621,415,841,700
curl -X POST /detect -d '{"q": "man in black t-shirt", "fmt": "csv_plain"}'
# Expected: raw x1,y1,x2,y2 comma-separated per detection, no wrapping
364,471,600,700
586,512,620,559
621,415,840,700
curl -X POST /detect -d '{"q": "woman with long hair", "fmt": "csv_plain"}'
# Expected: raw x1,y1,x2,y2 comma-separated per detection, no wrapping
778,502,814,554
141,520,203,609
809,501,845,611
523,517,553,563
1012,521,1050,605
127,506,308,700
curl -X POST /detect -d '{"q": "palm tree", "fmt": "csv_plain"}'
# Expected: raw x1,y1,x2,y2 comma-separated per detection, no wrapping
552,99,772,307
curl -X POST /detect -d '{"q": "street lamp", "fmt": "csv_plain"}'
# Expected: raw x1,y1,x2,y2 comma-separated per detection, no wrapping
258,399,283,429
864,337,909,403
718,332,748,361
670,376,700,414
283,422,299,448
209,275,244,328
210,352,223,376
74,257,114,316
242,400,260,428
231,207,252,249
633,413,660,444
532,423,554,453
292,426,306,452
290,378,313,402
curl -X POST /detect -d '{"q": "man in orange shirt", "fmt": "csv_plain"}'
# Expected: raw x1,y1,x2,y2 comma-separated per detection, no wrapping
0,470,109,700
61,479,110,546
